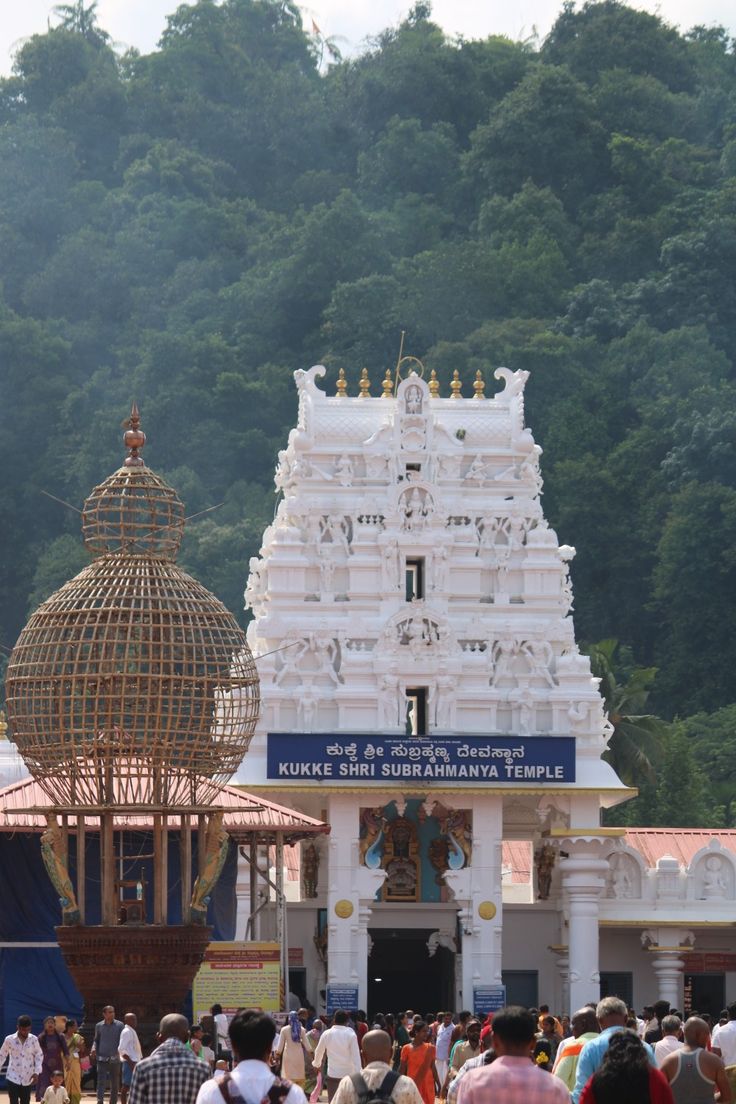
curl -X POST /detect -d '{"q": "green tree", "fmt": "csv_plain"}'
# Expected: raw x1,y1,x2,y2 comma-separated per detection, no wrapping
584,639,668,786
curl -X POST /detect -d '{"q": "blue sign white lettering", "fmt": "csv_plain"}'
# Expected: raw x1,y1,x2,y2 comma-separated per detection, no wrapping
266,733,575,784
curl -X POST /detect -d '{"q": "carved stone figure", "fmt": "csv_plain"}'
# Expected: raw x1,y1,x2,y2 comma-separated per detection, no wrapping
318,544,336,593
303,843,319,898
41,813,81,925
405,383,423,414
608,853,634,899
432,545,450,592
465,456,487,485
380,539,399,591
702,855,727,899
535,843,555,901
435,674,456,729
190,811,230,924
297,690,318,731
567,701,590,735
379,673,401,728
335,454,353,487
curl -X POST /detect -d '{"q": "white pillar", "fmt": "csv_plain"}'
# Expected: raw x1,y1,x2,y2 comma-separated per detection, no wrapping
326,794,386,1011
445,796,503,1012
641,928,694,1011
559,836,608,1014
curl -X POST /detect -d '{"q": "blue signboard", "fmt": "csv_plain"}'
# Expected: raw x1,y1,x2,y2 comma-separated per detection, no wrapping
327,984,359,1015
474,985,507,1016
267,733,575,784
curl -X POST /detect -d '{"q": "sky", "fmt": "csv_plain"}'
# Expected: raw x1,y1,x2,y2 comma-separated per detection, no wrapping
0,0,735,76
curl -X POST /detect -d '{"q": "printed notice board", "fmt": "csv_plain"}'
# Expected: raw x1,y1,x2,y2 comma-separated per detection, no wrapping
326,984,359,1015
193,941,281,1020
473,985,507,1017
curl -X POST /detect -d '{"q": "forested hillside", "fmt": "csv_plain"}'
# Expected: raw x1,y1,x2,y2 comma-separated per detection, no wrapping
2,0,736,822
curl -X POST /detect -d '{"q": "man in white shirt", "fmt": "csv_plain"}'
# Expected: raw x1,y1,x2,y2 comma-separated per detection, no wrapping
195,1012,307,1104
332,1030,423,1104
654,1015,683,1067
313,1011,362,1102
713,1002,736,1067
0,1014,43,1104
435,1013,455,1086
119,1012,143,1104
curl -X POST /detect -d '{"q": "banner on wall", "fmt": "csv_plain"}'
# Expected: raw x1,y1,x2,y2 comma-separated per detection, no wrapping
267,733,575,784
192,941,281,1020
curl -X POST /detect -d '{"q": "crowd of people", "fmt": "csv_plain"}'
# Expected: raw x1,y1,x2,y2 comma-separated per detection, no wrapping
2,996,736,1104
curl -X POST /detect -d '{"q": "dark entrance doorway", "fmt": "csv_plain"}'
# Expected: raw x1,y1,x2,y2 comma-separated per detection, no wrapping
368,929,454,1017
685,973,725,1019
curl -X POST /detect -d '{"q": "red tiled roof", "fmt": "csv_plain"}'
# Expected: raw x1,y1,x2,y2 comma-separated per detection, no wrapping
502,840,532,883
623,828,736,868
0,776,328,843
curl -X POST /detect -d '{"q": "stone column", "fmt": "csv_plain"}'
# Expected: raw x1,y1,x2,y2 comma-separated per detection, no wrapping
445,796,503,1011
558,835,609,1014
326,794,386,1011
641,928,695,1010
549,945,570,1015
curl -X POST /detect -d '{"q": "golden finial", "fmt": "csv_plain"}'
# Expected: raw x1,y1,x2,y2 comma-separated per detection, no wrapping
336,367,347,397
381,368,393,398
473,369,485,399
429,369,439,398
123,403,146,467
450,370,462,399
0,710,6,740
359,367,370,398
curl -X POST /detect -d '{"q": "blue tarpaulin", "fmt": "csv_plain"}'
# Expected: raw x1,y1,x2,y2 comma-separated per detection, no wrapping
0,831,237,1040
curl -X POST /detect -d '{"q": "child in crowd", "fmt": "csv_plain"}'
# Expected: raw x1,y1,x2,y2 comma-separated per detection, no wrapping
43,1071,70,1104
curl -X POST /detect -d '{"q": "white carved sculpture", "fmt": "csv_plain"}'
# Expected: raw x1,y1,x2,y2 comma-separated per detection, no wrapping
702,855,727,899
432,545,450,591
379,673,401,728
335,454,354,487
465,455,487,485
435,674,456,729
318,544,336,594
380,539,400,591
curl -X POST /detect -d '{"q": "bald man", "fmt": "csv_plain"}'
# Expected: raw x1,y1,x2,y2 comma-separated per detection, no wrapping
332,1030,424,1104
660,1016,732,1104
551,1008,599,1093
129,1014,209,1104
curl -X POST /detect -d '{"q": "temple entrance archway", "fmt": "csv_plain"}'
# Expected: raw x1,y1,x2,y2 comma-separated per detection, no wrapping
368,928,454,1017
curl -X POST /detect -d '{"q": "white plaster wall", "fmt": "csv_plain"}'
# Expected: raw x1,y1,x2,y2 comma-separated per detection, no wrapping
502,905,561,1008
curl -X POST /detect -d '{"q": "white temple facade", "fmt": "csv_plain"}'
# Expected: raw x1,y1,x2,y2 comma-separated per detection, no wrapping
216,364,736,1016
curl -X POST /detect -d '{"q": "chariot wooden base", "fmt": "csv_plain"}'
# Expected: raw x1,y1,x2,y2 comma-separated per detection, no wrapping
56,923,212,1043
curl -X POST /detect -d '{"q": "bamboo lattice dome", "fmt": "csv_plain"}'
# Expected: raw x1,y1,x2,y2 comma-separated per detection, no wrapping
5,407,260,808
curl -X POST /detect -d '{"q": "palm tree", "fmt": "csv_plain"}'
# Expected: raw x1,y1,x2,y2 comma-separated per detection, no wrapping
52,1,110,45
584,638,669,786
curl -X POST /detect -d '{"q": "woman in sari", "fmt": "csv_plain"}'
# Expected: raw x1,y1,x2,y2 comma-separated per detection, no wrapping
38,1016,69,1101
63,1019,85,1104
399,1021,441,1104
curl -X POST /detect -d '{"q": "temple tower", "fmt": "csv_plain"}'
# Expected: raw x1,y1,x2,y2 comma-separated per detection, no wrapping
237,363,630,1014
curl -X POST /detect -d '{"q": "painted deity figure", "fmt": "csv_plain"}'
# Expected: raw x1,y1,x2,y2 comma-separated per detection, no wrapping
190,811,230,924
41,813,81,924
303,844,319,898
535,844,555,900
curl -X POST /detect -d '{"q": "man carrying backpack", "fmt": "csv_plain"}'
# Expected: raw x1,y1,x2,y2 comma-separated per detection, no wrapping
195,1012,307,1104
331,1031,424,1104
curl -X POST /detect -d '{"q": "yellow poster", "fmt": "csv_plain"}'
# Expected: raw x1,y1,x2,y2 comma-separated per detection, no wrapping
193,941,281,1020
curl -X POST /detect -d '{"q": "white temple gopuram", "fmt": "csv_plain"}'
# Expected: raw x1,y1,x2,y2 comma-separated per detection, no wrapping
230,363,726,1019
